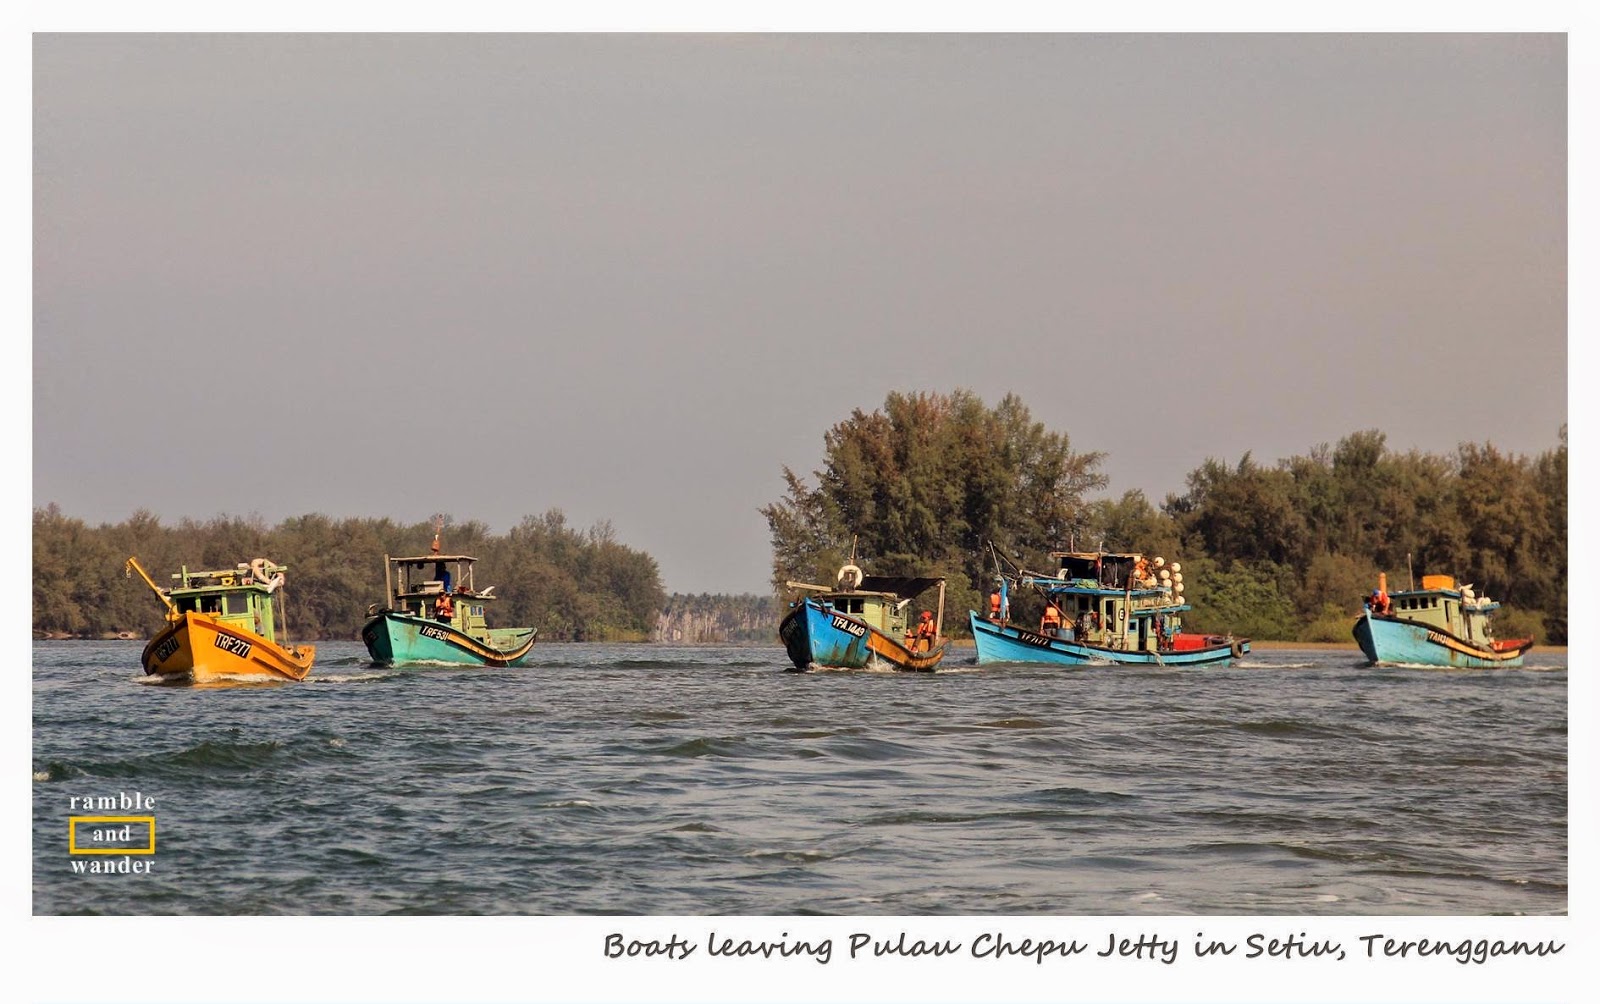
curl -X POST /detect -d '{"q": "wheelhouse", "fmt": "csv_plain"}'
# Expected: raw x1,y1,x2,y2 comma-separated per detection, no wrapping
169,564,286,642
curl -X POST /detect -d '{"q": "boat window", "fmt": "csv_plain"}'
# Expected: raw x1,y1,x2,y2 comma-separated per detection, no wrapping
200,595,223,614
176,597,196,613
225,594,253,616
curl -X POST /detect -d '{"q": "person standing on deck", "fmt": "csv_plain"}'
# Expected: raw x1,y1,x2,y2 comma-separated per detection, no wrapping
1041,602,1063,637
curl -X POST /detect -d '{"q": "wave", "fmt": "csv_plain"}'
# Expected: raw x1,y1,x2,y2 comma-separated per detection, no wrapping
1233,660,1317,669
1231,719,1349,739
34,733,354,782
975,717,1053,730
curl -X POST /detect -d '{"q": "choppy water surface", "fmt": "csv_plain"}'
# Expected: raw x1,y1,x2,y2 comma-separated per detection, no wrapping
33,641,1566,915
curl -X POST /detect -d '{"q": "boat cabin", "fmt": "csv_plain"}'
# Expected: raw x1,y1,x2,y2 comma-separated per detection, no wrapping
1026,551,1189,652
1382,574,1502,646
168,563,287,642
383,552,498,633
822,575,943,641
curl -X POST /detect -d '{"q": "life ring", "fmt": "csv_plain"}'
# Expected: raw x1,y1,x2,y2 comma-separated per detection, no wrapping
1230,639,1243,660
837,563,863,590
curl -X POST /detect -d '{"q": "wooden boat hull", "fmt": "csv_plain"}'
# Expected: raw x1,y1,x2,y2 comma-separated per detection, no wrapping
969,611,1245,667
1352,611,1531,668
140,612,316,683
779,598,945,671
361,612,537,667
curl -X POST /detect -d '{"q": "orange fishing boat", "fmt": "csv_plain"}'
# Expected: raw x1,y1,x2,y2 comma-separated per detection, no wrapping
125,556,316,683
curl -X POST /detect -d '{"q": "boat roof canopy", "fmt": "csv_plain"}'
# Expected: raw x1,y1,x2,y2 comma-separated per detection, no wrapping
1050,551,1144,561
856,575,943,599
392,554,478,564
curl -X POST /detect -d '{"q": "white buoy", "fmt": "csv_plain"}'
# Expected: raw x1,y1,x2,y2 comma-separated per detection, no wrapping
1159,569,1171,581
1153,556,1165,568
1170,562,1181,574
1172,572,1183,584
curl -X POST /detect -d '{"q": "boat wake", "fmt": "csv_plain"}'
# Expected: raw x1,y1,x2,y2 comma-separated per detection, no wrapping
1233,660,1317,670
308,672,393,684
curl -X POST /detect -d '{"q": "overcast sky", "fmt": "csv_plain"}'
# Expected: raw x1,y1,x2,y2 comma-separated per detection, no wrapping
32,33,1566,594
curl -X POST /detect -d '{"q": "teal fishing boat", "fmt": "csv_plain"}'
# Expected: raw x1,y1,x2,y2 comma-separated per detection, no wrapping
360,530,537,667
970,546,1248,667
1352,572,1532,668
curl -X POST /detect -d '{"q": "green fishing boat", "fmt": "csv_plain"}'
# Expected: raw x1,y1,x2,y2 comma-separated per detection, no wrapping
360,529,537,667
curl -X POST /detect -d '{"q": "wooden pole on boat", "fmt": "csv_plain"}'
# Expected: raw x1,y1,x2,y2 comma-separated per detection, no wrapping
383,554,394,609
124,557,177,619
934,580,946,641
1407,553,1415,592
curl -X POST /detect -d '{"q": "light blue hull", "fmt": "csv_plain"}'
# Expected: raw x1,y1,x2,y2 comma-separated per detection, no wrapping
1352,612,1528,668
969,611,1244,667
361,613,536,667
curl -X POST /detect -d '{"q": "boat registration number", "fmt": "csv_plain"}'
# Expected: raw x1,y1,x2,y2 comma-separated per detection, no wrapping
1015,629,1052,648
213,634,253,659
419,624,451,642
153,636,180,662
830,615,867,638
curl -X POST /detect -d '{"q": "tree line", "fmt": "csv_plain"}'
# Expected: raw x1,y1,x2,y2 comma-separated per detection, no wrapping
32,507,665,642
763,391,1566,645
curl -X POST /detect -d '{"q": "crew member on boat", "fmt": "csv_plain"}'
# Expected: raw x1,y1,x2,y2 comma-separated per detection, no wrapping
1367,588,1391,616
1077,610,1098,640
435,592,454,622
1041,602,1062,637
914,610,937,652
988,588,1003,623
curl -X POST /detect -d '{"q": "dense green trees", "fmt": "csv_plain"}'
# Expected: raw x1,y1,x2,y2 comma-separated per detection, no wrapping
31,507,664,641
762,390,1107,623
1151,429,1567,643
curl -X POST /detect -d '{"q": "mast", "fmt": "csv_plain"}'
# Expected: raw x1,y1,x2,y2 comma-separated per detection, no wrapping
124,557,178,619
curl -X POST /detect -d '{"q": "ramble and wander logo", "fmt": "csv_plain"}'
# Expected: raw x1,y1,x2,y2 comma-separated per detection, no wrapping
68,792,156,875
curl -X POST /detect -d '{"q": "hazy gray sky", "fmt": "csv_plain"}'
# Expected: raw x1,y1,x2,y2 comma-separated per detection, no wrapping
32,33,1566,594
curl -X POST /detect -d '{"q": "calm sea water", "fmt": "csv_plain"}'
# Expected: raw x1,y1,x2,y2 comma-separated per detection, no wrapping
32,640,1566,916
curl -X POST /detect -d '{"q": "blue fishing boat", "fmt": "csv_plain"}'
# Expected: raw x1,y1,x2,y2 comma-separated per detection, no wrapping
1352,573,1532,668
361,530,537,667
779,562,947,671
970,549,1247,667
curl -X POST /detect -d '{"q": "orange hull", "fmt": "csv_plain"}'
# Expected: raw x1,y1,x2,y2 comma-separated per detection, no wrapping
140,612,315,683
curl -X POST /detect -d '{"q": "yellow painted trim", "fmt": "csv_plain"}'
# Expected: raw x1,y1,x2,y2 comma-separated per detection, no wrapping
69,816,156,855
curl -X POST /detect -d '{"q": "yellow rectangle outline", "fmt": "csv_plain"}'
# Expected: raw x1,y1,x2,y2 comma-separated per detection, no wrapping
69,815,156,855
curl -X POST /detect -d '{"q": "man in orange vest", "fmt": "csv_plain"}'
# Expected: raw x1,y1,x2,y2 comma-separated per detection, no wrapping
989,589,1003,623
914,610,937,651
1041,603,1062,636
